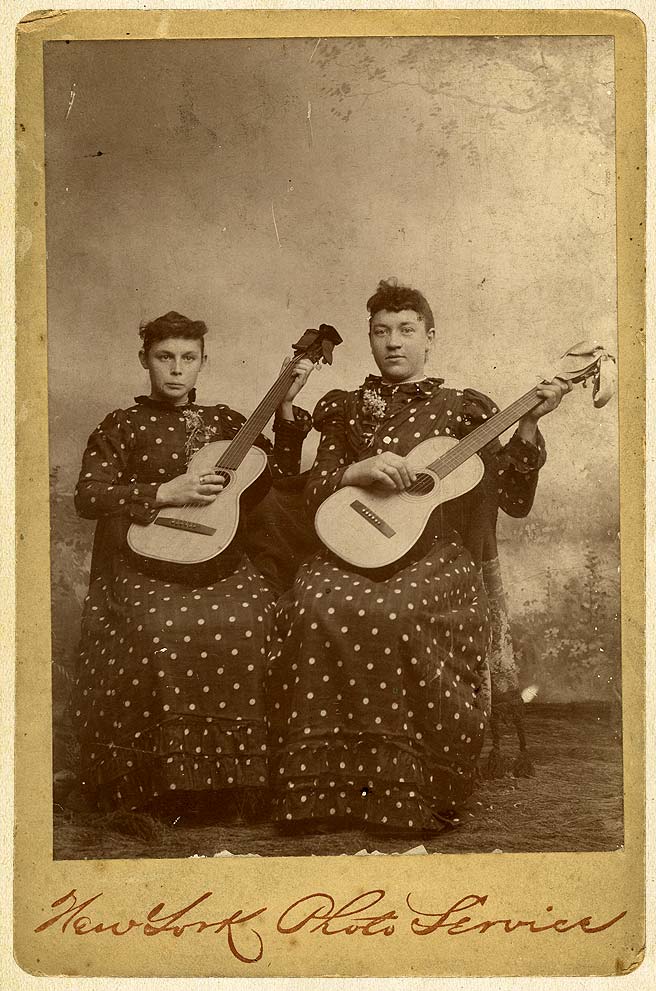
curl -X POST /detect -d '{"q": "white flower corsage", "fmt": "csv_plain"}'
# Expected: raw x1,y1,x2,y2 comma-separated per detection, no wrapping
362,388,387,420
182,409,219,461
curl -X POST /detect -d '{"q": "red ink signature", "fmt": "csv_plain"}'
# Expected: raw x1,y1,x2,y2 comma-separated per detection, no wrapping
34,889,266,963
33,887,628,963
277,889,397,936
405,893,627,936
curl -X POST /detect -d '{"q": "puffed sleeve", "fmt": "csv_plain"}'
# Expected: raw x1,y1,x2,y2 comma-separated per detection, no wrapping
74,410,160,524
305,390,350,515
460,389,546,518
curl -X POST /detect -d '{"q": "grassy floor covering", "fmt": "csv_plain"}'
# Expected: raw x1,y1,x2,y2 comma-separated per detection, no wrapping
53,703,623,860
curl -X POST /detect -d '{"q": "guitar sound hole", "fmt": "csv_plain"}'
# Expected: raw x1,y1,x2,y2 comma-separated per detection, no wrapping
409,472,435,495
215,469,232,488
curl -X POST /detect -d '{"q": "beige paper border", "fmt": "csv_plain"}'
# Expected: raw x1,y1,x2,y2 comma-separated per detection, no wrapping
14,7,646,979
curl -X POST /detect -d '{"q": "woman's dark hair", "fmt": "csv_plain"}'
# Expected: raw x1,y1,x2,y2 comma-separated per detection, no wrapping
139,311,208,355
366,278,435,331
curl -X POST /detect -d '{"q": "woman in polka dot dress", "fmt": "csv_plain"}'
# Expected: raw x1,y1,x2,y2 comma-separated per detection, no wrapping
267,280,570,836
72,311,313,817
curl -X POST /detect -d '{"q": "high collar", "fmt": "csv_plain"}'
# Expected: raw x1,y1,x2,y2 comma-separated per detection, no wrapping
362,374,443,396
134,388,197,409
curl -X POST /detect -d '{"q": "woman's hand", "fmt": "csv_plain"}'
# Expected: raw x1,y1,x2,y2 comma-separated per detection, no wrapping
517,376,572,443
278,357,315,420
342,452,417,491
155,471,225,507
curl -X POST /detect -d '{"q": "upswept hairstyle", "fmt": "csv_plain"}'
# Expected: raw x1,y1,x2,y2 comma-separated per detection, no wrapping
366,278,435,331
139,311,208,355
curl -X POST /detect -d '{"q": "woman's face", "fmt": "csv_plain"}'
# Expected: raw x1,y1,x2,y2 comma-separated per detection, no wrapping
369,309,434,383
139,336,206,404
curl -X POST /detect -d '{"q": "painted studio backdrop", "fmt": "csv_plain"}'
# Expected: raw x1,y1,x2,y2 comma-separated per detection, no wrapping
45,37,619,742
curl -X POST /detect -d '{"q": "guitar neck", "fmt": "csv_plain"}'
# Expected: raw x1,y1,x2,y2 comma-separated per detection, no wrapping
215,363,297,470
428,386,542,478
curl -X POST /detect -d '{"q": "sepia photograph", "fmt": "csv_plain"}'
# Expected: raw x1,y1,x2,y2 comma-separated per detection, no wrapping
44,33,623,863
11,5,649,979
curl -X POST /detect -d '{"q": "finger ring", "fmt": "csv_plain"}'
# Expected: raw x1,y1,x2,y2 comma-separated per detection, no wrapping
200,474,207,485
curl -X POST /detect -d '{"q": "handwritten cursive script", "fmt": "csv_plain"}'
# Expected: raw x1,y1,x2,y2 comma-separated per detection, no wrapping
34,888,627,964
406,893,627,936
277,889,397,936
34,889,266,963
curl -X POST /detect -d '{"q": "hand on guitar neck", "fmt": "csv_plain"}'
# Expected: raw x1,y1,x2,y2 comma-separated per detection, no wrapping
515,375,572,445
342,374,572,493
315,342,614,570
278,356,315,422
128,323,342,569
152,356,315,509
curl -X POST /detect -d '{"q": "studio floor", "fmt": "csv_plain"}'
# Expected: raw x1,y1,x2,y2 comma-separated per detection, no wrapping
53,703,623,860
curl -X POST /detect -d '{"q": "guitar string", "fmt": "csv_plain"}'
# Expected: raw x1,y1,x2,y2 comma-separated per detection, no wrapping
179,350,314,523
428,361,599,478
430,388,541,473
217,366,298,467
406,388,541,495
181,360,299,523
175,367,573,521
181,382,538,516
409,389,540,493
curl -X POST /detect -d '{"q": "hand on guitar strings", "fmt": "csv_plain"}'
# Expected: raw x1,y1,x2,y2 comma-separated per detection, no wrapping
278,357,315,419
341,451,418,492
155,470,225,507
517,375,572,444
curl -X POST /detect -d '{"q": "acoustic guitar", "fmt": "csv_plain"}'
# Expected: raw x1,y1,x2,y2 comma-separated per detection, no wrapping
314,341,616,570
128,324,342,566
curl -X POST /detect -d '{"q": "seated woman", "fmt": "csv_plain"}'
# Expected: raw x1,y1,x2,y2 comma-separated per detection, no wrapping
72,310,313,821
266,279,569,837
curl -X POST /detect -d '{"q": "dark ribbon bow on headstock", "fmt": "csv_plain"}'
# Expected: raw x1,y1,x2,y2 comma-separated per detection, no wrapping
292,324,343,366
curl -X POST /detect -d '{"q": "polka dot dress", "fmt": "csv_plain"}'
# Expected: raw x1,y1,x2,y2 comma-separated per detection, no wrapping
267,543,490,831
72,394,310,812
76,560,274,811
266,377,545,833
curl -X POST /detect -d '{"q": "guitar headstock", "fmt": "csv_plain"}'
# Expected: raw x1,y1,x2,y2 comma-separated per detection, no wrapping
292,324,343,366
553,340,617,408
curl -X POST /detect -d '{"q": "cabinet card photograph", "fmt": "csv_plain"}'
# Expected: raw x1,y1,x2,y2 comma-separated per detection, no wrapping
14,8,646,980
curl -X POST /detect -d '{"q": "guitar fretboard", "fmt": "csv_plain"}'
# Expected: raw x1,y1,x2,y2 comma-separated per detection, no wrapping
215,362,299,470
424,387,542,481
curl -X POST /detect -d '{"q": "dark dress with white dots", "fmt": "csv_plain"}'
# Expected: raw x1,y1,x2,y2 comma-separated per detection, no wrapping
72,393,310,813
266,375,545,833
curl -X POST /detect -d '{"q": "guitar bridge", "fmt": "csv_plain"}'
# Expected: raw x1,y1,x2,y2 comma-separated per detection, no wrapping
350,500,396,538
154,517,216,536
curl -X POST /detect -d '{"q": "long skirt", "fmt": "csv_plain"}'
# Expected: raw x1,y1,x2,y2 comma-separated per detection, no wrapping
266,535,491,833
72,552,276,812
